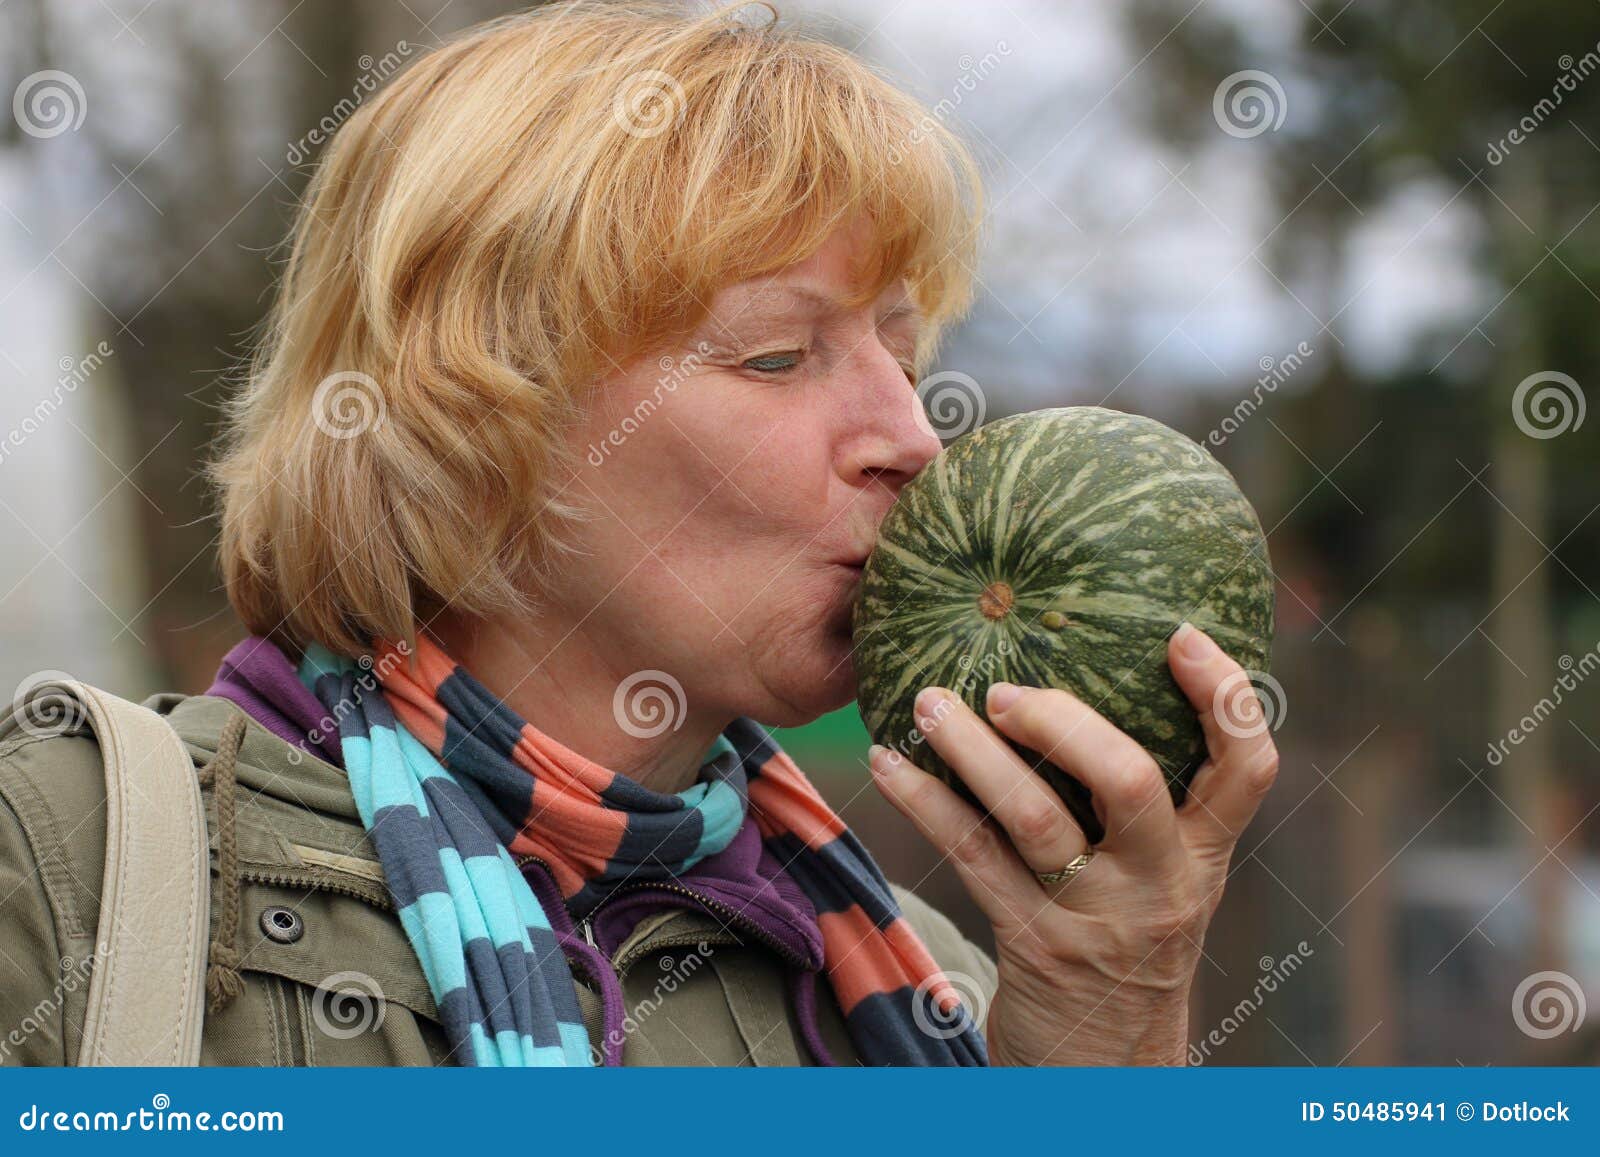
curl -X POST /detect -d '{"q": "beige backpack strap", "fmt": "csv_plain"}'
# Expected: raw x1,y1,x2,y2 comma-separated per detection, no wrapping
0,679,210,1065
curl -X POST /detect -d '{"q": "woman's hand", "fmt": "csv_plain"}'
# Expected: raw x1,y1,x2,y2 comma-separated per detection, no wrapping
867,622,1279,1067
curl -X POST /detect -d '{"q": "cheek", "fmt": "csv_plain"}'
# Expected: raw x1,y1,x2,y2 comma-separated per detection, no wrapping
653,393,835,545
570,381,840,614
671,404,849,634
572,402,732,538
725,405,835,524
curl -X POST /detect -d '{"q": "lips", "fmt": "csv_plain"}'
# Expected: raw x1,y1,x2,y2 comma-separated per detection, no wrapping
834,559,866,601
828,525,879,570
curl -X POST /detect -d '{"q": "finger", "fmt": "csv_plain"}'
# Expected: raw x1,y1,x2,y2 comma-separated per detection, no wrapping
1167,622,1281,849
910,686,1088,874
983,681,1183,871
867,742,1047,931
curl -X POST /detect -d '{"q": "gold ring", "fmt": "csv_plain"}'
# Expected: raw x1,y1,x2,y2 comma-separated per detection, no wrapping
1035,851,1094,886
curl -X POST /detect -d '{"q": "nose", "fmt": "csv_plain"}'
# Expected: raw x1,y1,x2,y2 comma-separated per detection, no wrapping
835,345,943,496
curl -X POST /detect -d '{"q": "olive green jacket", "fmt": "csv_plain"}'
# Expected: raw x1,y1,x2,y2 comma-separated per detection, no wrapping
0,693,996,1066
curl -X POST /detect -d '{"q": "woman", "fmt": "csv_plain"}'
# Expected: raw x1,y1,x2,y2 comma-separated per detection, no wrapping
0,0,1277,1067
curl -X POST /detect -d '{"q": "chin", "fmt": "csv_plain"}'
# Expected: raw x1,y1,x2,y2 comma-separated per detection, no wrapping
809,616,861,711
810,664,858,718
750,628,859,727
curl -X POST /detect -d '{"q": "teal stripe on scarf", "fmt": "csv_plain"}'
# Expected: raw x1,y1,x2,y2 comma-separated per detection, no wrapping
296,643,751,1067
299,645,594,1066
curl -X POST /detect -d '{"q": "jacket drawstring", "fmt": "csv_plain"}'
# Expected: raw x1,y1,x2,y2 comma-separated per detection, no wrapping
196,713,248,1013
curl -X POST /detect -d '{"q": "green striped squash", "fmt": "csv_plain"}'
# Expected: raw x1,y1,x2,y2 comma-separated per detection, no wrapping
851,406,1275,841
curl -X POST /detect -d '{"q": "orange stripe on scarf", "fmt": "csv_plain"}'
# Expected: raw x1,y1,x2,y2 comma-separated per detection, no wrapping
743,747,846,846
817,908,959,1015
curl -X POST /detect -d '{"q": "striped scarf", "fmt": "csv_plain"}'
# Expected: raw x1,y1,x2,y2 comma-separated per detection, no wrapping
298,635,987,1066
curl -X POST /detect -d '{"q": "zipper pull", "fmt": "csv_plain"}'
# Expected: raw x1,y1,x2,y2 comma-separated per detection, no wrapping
578,916,598,950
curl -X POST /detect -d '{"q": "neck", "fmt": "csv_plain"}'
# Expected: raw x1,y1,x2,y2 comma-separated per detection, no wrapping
423,608,727,796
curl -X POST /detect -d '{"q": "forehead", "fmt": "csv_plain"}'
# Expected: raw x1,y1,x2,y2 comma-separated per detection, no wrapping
705,214,918,316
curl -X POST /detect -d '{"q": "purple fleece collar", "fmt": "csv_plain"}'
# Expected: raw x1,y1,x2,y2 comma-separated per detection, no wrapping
208,636,343,766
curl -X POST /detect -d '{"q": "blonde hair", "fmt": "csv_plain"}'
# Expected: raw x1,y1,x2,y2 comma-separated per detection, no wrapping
213,0,985,657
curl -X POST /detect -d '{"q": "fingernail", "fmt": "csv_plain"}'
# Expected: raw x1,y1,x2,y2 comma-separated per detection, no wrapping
1175,620,1217,661
867,743,900,776
986,681,1022,714
914,686,945,718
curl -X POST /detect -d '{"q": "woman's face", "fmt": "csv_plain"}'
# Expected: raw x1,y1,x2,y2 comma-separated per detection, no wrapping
554,217,943,727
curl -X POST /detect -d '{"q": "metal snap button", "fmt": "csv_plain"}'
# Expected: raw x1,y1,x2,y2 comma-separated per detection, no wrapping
260,906,304,944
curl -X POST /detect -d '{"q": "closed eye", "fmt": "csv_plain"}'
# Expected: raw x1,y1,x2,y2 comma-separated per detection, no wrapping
742,351,804,374
741,348,917,382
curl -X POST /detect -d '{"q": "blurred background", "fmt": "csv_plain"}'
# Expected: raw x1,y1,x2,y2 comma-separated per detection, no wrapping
2,0,1598,1064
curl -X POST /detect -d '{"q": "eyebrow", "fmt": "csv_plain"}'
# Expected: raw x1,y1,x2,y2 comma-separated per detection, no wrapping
712,285,924,326
877,297,923,325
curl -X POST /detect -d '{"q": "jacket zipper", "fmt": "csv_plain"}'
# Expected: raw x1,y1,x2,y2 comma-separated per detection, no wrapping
611,930,739,979
236,864,395,912
513,852,810,972
240,854,807,975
